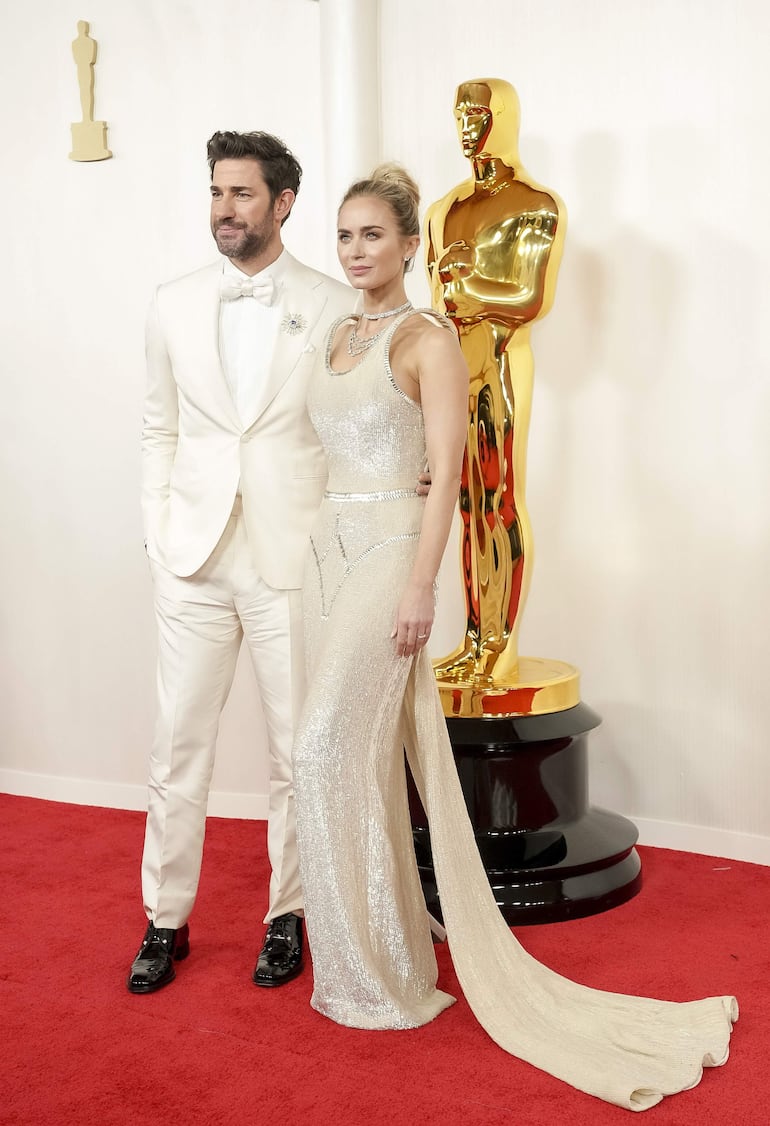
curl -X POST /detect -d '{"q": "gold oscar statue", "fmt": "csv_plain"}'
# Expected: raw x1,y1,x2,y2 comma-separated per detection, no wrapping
426,78,577,717
410,79,640,923
69,21,112,162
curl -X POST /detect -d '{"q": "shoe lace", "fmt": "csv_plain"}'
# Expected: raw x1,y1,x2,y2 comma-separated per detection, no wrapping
265,917,295,947
142,925,173,952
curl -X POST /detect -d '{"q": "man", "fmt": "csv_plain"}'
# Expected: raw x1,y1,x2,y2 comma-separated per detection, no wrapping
127,130,355,993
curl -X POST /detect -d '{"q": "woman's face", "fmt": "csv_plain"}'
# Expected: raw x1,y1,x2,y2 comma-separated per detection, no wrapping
337,195,418,291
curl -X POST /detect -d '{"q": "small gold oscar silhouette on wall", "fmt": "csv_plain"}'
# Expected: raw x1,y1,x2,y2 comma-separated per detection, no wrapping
69,21,112,162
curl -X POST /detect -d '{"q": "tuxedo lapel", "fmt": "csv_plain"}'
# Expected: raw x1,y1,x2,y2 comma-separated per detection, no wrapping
243,262,328,429
184,264,242,430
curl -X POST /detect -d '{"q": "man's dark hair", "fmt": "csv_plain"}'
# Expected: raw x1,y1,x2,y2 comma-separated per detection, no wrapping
206,130,302,217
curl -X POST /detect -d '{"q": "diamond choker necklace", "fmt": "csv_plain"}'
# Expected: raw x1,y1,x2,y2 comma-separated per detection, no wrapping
359,299,413,321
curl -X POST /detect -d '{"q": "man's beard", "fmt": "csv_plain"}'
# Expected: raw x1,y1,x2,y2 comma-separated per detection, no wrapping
213,220,271,263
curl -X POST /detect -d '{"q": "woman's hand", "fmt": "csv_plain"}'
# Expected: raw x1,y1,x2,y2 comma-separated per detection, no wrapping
391,580,435,658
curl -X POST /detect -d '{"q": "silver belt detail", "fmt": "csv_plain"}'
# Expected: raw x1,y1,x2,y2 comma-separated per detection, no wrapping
324,488,417,503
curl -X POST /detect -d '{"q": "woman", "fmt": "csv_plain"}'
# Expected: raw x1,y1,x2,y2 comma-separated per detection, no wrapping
292,165,737,1111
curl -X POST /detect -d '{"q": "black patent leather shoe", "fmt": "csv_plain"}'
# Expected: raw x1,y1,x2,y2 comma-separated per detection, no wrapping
126,921,190,994
252,912,304,987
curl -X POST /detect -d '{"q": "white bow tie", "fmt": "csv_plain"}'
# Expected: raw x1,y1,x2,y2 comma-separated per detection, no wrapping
220,276,276,305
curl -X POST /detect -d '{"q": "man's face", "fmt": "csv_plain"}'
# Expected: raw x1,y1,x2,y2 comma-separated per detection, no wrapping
209,159,280,264
454,87,493,158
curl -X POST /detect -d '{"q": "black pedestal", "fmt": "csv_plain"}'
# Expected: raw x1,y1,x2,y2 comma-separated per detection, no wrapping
408,702,642,925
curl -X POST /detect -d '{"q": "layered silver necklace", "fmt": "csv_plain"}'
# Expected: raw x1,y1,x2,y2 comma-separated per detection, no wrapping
347,299,413,357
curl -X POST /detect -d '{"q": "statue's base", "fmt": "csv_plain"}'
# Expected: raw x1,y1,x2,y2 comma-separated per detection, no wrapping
437,656,582,717
69,121,112,162
409,699,642,925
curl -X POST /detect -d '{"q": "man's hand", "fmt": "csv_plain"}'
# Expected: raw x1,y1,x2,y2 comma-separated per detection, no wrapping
416,470,432,496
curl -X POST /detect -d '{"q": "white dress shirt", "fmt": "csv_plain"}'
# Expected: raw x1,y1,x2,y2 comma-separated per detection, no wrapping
219,251,287,428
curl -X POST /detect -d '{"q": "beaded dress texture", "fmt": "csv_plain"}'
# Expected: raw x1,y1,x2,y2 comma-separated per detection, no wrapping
292,311,737,1112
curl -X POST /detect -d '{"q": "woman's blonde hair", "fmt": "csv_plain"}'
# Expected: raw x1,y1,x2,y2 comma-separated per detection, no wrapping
339,162,420,239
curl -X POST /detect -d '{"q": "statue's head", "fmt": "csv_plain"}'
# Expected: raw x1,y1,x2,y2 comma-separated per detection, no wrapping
454,78,520,160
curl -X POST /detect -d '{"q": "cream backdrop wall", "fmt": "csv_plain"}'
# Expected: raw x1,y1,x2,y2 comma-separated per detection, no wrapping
1,0,768,864
0,0,334,816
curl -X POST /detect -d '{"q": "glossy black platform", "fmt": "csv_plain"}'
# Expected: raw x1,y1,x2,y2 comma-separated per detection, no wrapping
408,702,642,925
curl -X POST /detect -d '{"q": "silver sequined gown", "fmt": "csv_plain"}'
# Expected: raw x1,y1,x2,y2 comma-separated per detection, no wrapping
293,311,737,1112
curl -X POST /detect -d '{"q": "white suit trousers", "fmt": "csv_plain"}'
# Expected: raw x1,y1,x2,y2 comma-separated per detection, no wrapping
142,499,305,929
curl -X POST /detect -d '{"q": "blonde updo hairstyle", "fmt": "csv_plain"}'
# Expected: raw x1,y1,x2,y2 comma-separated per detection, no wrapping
339,162,420,272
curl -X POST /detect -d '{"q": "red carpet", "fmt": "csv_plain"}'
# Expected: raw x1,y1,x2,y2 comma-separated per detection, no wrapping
0,792,765,1125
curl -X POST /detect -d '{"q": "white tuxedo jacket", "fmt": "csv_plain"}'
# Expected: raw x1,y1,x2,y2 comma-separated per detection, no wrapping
141,252,354,588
